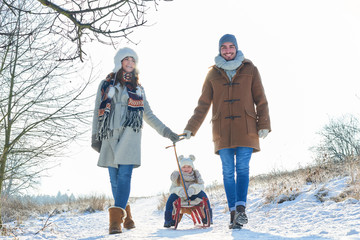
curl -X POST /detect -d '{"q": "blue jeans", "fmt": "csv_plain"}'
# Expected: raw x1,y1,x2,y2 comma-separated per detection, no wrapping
108,165,134,209
164,191,212,224
219,147,253,211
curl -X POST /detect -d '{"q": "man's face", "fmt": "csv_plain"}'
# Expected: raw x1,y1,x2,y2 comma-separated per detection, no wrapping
220,42,237,61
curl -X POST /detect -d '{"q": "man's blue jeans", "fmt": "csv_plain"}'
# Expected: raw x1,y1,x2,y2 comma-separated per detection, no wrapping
219,147,253,211
108,164,134,209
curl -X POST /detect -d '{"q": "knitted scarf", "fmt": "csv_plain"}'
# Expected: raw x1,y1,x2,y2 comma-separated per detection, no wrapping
176,170,200,189
215,50,245,70
97,72,115,141
121,72,144,132
97,72,144,140
215,50,245,81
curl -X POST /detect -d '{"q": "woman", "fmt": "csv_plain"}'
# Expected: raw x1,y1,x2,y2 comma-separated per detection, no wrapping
91,47,179,234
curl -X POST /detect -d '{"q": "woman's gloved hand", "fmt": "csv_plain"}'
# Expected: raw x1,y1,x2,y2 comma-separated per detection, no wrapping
163,127,180,143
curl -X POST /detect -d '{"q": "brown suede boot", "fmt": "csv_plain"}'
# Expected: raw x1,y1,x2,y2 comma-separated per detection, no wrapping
123,205,135,229
108,207,126,234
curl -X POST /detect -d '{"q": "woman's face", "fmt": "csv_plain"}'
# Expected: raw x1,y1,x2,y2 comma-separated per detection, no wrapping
122,56,136,73
181,165,193,174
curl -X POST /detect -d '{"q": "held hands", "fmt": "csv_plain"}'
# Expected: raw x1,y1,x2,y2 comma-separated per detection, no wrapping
258,129,269,139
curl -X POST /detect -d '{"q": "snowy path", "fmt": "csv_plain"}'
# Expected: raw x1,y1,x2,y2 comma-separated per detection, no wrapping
3,177,360,239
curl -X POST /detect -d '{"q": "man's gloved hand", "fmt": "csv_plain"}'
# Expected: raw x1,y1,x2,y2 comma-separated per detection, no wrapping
258,129,269,139
183,130,192,139
163,127,180,143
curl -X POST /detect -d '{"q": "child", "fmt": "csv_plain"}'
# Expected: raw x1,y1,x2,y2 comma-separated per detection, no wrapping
163,155,213,228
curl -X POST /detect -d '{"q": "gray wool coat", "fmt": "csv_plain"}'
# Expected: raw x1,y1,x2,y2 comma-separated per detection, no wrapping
92,80,168,168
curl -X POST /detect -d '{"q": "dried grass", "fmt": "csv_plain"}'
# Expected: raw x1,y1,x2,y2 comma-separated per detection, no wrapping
251,157,360,204
1,193,113,236
157,193,169,211
2,157,359,237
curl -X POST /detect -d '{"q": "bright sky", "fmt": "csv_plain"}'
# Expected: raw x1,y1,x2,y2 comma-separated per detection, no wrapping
36,0,360,197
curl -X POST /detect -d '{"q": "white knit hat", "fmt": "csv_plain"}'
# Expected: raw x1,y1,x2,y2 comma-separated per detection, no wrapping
178,155,195,169
113,47,139,73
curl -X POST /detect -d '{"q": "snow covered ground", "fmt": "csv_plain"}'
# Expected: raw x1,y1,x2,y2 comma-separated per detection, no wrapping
3,176,360,240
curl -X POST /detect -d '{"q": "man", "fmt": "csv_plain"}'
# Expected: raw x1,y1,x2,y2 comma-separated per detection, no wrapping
183,34,271,229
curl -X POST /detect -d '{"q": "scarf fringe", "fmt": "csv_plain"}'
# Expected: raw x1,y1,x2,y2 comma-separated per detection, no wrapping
97,108,113,140
122,109,144,132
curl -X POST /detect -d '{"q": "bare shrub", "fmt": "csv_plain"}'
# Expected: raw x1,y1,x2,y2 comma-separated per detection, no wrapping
312,115,360,164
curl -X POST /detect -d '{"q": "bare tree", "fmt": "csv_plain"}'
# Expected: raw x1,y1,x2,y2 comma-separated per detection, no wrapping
313,114,360,164
3,0,171,61
0,1,93,227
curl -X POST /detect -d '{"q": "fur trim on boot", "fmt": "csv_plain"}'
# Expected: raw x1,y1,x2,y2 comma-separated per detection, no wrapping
124,205,135,229
108,206,126,234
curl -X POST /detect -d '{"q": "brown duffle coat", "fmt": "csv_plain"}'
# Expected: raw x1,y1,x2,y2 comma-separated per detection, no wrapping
185,59,271,154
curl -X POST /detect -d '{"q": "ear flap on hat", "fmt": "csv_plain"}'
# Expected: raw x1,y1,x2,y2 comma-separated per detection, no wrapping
178,155,184,161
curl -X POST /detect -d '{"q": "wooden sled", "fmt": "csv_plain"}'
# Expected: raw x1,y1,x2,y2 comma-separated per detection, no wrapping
172,197,211,229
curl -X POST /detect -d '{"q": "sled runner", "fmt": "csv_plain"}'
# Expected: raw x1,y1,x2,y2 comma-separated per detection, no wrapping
166,136,211,229
172,196,211,229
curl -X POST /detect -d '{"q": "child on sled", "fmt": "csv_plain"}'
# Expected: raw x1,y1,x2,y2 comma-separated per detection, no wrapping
164,154,213,228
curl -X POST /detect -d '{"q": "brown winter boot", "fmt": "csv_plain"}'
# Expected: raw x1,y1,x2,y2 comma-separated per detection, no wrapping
229,210,242,229
123,205,135,229
108,206,126,234
235,205,248,225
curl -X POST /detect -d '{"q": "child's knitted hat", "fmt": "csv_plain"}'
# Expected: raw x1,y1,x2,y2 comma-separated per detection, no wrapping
178,155,195,169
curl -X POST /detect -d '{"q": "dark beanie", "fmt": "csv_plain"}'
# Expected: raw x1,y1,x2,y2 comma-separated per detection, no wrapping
219,34,238,53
